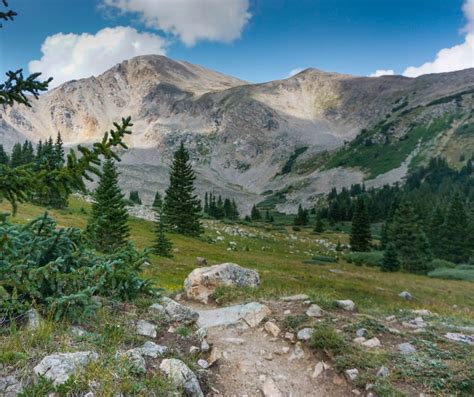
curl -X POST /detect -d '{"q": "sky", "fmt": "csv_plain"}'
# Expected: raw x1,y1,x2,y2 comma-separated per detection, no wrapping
0,0,473,88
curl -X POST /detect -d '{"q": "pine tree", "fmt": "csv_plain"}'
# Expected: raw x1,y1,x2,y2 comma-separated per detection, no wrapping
230,199,240,220
223,198,232,219
54,132,65,167
204,192,209,214
314,212,324,233
350,197,372,251
251,204,261,221
153,191,163,209
164,142,202,236
389,201,431,274
10,143,22,167
294,205,309,226
87,159,130,253
440,193,469,263
215,195,225,219
0,144,9,165
428,206,445,258
381,243,400,272
129,190,142,205
152,205,173,257
265,210,271,222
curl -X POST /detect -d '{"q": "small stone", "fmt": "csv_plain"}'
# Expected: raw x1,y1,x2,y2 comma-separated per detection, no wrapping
332,374,343,385
351,390,361,396
136,320,157,338
353,336,366,344
26,308,42,329
197,359,209,369
120,349,146,373
138,341,167,358
356,328,368,337
280,294,310,302
208,347,221,365
297,327,314,341
362,337,381,348
385,315,396,322
201,340,210,353
399,291,413,300
161,297,199,325
261,376,283,397
311,361,325,379
283,309,291,315
196,257,208,266
222,337,245,345
444,333,474,345
336,300,356,311
303,300,311,305
149,303,165,317
306,304,323,317
160,359,203,397
264,321,281,337
0,375,23,396
376,366,389,378
70,326,87,337
398,342,416,354
195,327,207,340
344,368,359,382
281,346,290,354
284,332,295,342
288,342,305,361
189,346,200,354
412,309,431,316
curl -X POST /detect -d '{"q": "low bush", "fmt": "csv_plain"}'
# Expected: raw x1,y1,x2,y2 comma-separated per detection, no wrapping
0,213,157,322
309,323,347,354
427,267,474,282
428,259,457,271
344,251,383,267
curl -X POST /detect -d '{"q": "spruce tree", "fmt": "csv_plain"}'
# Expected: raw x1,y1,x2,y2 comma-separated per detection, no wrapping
251,204,261,221
152,205,173,257
381,243,400,272
204,192,209,214
230,199,239,220
152,191,163,209
440,193,469,263
53,132,65,167
350,197,372,251
0,144,9,165
428,206,445,258
389,201,431,274
9,143,22,167
129,190,142,205
294,205,309,226
87,159,130,253
314,212,324,233
163,142,202,236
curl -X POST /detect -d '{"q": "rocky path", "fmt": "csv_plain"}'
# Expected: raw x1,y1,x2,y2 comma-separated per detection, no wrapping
183,299,353,397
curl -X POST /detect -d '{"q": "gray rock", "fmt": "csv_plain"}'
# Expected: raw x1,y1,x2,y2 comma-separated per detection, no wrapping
70,326,87,337
201,339,210,353
195,327,207,340
136,320,157,338
160,359,203,397
297,328,315,341
196,302,271,329
120,349,146,373
26,308,41,329
0,375,23,397
34,351,98,385
161,297,199,325
196,257,208,266
376,366,389,378
399,291,413,300
184,263,260,304
197,359,209,369
138,341,168,358
356,328,368,337
344,368,359,382
398,342,416,354
362,337,381,348
189,346,200,354
288,342,305,361
444,333,474,345
149,303,165,317
336,299,356,311
306,304,323,317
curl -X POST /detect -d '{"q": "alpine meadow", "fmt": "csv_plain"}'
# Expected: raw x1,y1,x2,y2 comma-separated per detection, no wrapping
1,1,473,396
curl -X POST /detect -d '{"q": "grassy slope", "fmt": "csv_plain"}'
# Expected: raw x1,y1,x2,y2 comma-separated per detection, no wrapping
2,196,473,322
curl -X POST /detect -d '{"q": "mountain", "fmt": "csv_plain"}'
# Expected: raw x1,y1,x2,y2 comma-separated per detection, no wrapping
1,55,473,213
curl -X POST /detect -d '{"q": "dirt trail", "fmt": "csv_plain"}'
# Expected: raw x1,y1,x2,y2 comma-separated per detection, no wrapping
183,299,354,397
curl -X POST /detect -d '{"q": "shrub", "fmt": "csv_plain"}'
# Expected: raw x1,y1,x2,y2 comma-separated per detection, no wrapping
0,213,156,322
344,251,383,267
309,323,347,354
427,267,474,282
427,259,457,271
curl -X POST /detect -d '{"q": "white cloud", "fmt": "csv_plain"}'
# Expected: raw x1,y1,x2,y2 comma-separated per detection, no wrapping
403,0,474,77
369,69,395,77
288,67,304,77
102,0,251,46
29,26,167,88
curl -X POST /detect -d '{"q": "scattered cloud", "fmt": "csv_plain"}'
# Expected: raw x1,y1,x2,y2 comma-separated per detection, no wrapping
101,0,251,46
403,0,474,77
369,69,395,77
288,67,304,77
29,26,167,88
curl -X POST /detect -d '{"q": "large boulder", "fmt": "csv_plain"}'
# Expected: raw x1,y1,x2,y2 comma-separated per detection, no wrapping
196,302,271,329
33,351,98,385
184,263,260,303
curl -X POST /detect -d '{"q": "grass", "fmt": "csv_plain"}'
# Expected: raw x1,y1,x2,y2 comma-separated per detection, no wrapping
1,196,474,321
428,266,474,282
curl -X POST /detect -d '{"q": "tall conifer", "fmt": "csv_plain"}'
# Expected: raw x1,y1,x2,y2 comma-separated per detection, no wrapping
350,197,372,251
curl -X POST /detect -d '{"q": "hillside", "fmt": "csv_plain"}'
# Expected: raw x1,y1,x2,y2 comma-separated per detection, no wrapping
1,196,473,396
1,56,473,213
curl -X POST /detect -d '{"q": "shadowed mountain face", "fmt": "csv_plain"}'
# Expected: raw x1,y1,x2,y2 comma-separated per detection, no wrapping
1,55,473,212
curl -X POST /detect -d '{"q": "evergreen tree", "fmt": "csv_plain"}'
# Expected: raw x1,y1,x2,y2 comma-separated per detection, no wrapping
230,199,240,220
428,206,445,258
87,159,130,253
350,197,372,251
129,190,142,205
314,212,324,233
251,204,261,221
265,210,271,222
9,143,22,167
381,243,400,272
294,204,309,226
164,142,202,236
389,201,431,274
0,144,9,165
152,205,173,257
440,193,470,263
152,191,163,209
204,192,209,214
215,195,225,219
53,132,65,167
223,198,232,218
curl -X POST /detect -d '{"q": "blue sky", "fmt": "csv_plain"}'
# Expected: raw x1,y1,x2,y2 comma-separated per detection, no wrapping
1,0,472,87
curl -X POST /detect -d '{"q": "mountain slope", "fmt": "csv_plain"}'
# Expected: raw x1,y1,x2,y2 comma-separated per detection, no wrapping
1,55,473,212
